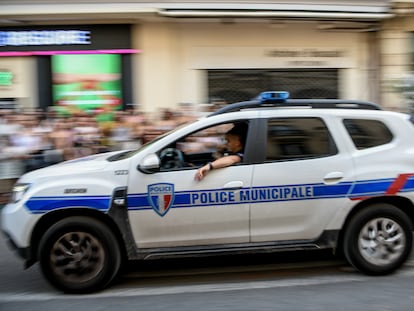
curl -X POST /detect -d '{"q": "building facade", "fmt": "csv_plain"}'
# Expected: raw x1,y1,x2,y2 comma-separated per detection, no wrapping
381,0,414,111
0,0,413,116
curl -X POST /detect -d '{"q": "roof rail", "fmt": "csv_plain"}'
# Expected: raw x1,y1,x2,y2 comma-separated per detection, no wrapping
208,97,382,117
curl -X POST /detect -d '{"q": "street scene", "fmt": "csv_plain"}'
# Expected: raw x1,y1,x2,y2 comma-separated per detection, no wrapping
2,0,414,309
1,227,414,311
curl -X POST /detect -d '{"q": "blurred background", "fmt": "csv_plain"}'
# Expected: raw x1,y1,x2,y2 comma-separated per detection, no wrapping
1,0,414,202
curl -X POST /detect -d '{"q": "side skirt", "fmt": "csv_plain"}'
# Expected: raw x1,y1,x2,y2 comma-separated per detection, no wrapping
136,230,339,260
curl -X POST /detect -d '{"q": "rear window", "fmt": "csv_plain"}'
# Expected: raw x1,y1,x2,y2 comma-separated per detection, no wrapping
343,119,393,149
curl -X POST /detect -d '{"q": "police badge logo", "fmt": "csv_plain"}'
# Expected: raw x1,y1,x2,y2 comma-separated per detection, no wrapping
147,183,175,217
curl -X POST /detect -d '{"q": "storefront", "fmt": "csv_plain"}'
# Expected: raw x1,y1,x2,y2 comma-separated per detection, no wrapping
136,20,383,114
0,24,139,118
0,1,396,115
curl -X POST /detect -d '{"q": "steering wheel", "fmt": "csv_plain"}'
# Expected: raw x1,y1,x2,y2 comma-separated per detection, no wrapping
159,148,186,169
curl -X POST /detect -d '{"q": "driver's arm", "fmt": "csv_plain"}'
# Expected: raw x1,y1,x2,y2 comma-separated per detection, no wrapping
194,154,241,181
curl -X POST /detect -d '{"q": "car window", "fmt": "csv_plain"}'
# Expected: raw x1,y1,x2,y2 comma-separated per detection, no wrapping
265,117,337,161
179,124,230,152
158,122,247,171
343,119,393,149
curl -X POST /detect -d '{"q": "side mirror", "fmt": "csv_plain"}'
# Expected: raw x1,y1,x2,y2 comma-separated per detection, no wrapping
138,153,160,173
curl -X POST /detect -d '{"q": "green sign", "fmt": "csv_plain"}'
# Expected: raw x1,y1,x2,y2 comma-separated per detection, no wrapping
0,70,13,86
51,54,122,118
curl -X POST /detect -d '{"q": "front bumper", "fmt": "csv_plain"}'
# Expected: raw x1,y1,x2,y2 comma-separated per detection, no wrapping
2,230,32,267
1,202,40,267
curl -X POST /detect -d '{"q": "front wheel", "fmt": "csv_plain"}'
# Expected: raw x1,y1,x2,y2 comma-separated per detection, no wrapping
38,216,121,293
343,204,413,275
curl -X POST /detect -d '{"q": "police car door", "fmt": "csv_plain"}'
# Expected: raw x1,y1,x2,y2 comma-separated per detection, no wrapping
250,116,353,242
127,122,252,248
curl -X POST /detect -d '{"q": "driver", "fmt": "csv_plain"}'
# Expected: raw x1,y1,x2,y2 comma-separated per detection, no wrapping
194,122,247,181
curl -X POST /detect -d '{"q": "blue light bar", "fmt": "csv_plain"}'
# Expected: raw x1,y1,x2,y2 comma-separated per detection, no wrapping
259,91,290,103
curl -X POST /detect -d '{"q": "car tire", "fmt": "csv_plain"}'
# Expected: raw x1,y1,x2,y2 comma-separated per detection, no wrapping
343,203,412,275
38,216,121,293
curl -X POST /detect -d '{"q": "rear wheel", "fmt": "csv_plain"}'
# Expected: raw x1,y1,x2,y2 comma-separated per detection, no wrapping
343,203,412,275
38,216,121,293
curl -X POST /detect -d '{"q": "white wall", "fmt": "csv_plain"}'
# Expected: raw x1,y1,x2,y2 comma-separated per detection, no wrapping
0,57,37,110
380,15,414,111
134,21,373,115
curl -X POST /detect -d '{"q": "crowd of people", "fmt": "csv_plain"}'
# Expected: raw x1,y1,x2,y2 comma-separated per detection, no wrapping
0,105,204,203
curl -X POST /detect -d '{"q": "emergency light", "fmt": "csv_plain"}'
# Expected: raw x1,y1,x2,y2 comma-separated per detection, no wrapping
259,91,290,103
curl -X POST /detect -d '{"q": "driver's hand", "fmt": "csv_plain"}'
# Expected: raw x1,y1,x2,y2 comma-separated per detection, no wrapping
194,164,210,181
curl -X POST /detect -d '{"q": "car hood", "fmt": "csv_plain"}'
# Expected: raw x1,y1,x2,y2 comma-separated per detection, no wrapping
20,151,121,182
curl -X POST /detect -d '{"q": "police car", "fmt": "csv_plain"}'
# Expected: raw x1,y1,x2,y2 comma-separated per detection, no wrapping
3,91,414,293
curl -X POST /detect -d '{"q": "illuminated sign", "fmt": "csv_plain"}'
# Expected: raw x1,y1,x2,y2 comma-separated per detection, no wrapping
52,54,122,116
0,30,91,46
0,70,13,86
0,25,131,53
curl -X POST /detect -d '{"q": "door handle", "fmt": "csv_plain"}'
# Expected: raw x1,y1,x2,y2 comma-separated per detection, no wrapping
223,181,244,190
323,172,344,184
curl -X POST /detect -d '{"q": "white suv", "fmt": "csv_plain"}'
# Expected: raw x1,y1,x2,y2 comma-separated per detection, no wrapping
3,92,414,293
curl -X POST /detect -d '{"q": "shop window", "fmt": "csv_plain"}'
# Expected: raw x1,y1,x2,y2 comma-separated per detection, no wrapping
208,69,338,104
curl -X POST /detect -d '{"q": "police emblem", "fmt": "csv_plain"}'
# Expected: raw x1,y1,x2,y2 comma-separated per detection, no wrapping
147,183,175,217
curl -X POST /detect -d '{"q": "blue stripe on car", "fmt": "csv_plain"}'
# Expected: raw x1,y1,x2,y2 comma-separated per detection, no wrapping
23,177,414,214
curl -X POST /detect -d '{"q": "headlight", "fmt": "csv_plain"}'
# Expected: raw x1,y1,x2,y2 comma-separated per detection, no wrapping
11,183,30,203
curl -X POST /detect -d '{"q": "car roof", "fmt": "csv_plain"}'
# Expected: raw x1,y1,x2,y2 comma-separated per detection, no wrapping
208,91,382,117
